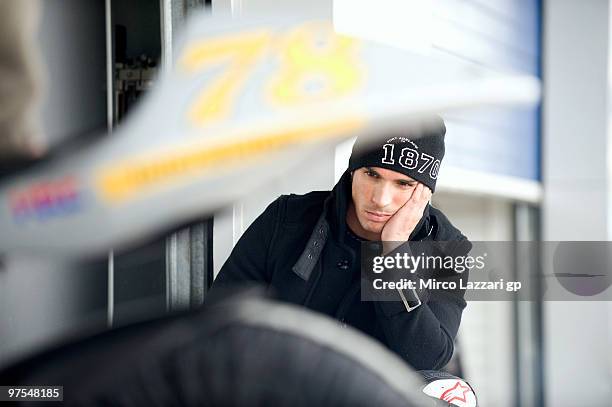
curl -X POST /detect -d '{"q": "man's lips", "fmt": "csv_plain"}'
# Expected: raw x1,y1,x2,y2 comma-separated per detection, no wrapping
364,210,392,222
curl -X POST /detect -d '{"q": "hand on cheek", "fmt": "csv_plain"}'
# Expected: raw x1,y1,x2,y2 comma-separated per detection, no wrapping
380,183,432,247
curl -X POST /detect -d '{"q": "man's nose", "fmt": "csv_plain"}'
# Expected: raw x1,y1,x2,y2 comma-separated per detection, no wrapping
370,183,393,208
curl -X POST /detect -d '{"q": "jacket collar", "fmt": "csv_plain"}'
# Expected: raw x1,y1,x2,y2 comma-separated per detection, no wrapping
291,171,352,281
323,170,352,245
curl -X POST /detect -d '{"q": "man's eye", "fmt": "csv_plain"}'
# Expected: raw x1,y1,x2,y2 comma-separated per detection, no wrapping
365,170,378,178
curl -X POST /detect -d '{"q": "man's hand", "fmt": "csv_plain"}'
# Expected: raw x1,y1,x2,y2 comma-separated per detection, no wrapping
381,183,431,247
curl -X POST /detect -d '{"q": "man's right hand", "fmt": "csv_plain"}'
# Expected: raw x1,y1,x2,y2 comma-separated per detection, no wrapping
381,183,431,253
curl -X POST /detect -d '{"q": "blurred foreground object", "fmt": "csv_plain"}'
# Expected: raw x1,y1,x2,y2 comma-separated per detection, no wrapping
1,292,448,406
0,0,45,161
0,12,540,256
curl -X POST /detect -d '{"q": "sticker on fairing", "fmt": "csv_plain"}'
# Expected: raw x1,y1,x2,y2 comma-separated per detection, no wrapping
422,379,477,407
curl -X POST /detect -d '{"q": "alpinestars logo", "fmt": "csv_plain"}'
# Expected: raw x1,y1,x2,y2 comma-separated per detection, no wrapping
440,381,472,405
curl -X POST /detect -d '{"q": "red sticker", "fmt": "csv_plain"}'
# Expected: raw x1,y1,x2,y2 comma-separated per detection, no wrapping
440,381,472,404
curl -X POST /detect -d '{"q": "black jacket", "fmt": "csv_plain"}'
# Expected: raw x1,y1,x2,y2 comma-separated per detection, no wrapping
210,170,472,370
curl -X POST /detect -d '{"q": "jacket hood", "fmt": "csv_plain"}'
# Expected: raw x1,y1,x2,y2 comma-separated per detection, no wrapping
323,169,432,244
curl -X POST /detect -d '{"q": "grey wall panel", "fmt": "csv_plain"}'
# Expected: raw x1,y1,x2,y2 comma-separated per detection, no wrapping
433,0,541,181
37,0,107,146
444,107,540,179
0,256,108,366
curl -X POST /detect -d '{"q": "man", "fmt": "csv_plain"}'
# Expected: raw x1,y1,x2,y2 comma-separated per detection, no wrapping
210,116,471,371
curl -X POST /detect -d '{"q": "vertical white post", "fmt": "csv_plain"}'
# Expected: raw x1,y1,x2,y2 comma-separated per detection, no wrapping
543,0,612,405
105,0,115,328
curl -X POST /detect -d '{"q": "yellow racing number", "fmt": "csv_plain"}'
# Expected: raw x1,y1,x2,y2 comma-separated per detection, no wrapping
268,22,362,106
178,22,363,127
179,29,272,126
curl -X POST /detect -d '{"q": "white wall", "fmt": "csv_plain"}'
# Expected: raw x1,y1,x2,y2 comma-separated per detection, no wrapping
542,1,612,406
212,0,331,15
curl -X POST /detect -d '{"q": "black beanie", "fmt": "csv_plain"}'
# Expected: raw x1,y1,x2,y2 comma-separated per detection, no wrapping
348,116,446,192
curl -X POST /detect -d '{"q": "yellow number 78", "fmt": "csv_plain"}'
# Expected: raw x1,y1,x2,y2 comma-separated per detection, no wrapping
178,22,363,127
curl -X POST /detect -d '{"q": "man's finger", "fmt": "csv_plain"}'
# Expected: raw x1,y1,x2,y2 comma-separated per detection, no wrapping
421,185,432,202
412,183,428,204
410,183,424,202
417,183,426,202
406,183,419,201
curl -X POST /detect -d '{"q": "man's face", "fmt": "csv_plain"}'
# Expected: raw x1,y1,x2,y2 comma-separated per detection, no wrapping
347,166,419,239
